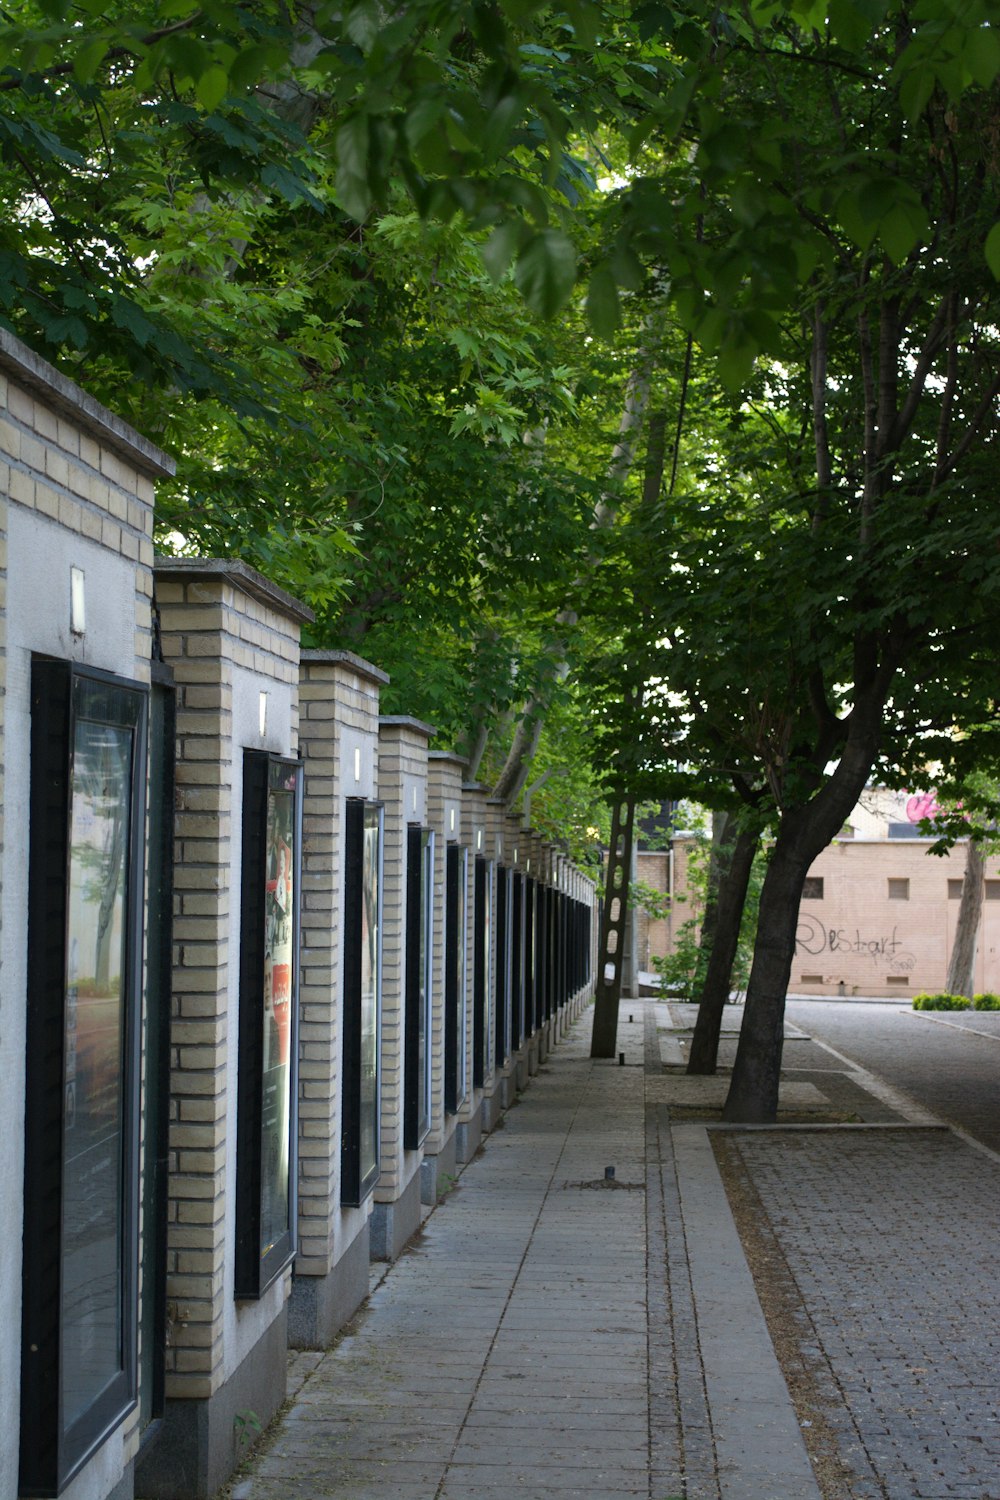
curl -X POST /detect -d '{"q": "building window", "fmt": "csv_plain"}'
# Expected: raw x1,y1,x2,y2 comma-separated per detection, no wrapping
986,881,1000,901
802,877,824,899
948,880,963,899
886,975,909,986
888,878,909,900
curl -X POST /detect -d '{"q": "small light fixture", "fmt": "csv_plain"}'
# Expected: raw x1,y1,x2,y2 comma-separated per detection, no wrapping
354,747,361,782
449,807,456,833
476,829,483,852
258,691,267,737
513,845,519,864
412,786,418,813
70,567,86,636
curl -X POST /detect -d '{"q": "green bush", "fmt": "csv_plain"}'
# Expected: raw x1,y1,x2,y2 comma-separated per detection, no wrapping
913,991,972,1010
973,992,1000,1010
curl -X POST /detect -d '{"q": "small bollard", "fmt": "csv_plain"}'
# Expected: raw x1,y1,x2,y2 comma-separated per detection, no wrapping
618,1050,625,1066
605,1165,615,1180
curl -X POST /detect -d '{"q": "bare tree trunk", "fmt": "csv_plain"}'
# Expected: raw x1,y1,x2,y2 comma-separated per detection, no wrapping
591,797,636,1058
686,826,759,1075
945,839,985,998
491,333,658,806
692,810,732,995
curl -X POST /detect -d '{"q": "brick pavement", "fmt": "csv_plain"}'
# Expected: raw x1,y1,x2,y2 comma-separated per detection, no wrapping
720,1126,1000,1499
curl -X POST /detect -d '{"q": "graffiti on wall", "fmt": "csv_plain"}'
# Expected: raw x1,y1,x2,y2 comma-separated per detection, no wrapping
796,913,916,973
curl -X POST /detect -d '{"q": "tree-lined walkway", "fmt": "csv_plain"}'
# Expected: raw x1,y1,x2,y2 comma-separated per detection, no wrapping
234,1000,1000,1499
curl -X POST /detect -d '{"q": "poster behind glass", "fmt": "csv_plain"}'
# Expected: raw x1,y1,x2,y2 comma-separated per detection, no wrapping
260,760,297,1261
22,663,145,1498
419,829,434,1141
62,715,131,1430
358,804,382,1190
236,751,301,1298
484,862,495,1078
456,848,468,1105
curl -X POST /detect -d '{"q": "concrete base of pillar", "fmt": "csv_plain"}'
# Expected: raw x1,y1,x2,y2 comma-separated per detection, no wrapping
135,1309,288,1500
481,1086,503,1133
421,1124,459,1205
370,1168,422,1263
455,1104,483,1164
288,1221,370,1349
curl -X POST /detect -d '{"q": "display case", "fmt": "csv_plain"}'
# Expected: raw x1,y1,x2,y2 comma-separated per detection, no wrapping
22,661,148,1496
444,844,469,1114
404,826,433,1150
472,857,494,1088
342,800,383,1205
235,751,303,1299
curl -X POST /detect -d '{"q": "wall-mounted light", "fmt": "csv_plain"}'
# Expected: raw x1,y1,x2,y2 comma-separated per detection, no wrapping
354,747,362,783
258,691,268,737
476,829,483,852
70,567,86,636
412,786,418,813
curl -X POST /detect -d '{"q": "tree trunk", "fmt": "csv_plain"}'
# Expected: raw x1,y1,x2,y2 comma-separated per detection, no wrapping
723,699,887,1123
686,826,758,1074
591,797,636,1058
692,810,730,995
945,839,985,998
490,336,657,807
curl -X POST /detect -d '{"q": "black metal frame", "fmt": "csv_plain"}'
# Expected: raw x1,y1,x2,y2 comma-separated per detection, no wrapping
22,660,147,1497
235,750,303,1299
341,799,383,1206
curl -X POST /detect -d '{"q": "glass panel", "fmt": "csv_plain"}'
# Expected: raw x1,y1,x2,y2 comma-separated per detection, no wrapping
456,849,468,1104
484,863,494,1078
419,830,434,1140
62,717,132,1429
359,806,382,1186
261,762,297,1260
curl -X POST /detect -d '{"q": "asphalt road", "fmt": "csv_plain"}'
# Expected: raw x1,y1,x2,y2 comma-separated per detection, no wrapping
784,999,1000,1155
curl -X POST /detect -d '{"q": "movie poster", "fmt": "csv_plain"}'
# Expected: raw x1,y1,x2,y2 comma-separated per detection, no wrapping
260,763,296,1259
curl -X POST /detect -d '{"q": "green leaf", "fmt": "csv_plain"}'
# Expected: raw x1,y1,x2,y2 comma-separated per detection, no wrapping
898,64,935,122
985,222,1000,280
514,230,577,318
964,26,1000,87
879,203,922,265
482,219,526,282
336,115,372,220
195,65,228,113
586,266,621,338
346,0,380,52
835,189,878,251
72,37,108,83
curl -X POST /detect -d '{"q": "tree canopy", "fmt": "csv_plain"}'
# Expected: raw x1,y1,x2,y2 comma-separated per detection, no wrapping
4,0,1000,1108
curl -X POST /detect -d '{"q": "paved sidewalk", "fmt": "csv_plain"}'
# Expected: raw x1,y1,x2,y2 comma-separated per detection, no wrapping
234,1001,1000,1500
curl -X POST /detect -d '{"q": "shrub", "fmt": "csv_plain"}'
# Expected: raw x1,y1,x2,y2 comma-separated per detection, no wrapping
973,992,1000,1010
913,991,972,1010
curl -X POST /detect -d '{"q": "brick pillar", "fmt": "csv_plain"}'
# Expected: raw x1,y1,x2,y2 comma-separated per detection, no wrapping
372,716,433,1261
140,559,310,1500
422,751,467,1204
290,649,386,1347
